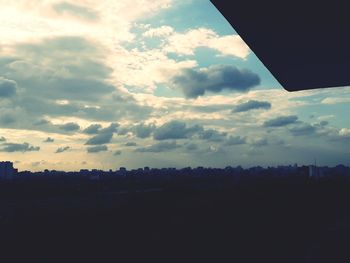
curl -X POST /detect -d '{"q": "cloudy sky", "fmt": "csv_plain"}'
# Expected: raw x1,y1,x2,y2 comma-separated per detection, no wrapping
0,0,349,171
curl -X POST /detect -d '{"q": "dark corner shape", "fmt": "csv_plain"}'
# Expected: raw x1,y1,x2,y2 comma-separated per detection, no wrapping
210,0,350,92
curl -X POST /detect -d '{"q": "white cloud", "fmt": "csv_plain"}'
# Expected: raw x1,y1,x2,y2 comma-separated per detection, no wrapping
339,128,350,137
143,26,174,38
322,97,350,105
163,28,250,59
108,47,197,93
0,0,173,50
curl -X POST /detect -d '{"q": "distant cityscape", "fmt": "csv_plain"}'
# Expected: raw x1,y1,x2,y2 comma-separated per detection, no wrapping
2,160,350,263
1,161,350,181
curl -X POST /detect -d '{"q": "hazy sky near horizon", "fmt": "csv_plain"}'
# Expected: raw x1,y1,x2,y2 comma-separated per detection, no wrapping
0,0,349,171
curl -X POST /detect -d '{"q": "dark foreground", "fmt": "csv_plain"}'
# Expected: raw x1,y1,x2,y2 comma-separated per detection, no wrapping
1,176,350,262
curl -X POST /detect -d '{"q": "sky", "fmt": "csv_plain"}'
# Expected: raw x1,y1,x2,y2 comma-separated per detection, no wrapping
0,0,349,171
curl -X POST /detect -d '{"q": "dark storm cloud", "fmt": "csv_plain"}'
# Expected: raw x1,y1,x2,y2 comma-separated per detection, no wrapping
85,123,118,145
83,124,102,134
171,65,261,99
135,141,179,153
58,122,80,132
0,142,40,152
87,145,108,153
55,146,70,153
198,129,227,142
226,136,246,145
0,136,6,142
289,124,316,136
125,142,137,147
0,77,17,97
53,2,99,20
153,121,203,140
263,115,298,127
44,137,55,143
233,100,271,113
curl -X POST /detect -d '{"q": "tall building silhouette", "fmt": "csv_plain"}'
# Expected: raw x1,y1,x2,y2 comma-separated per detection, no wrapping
0,161,17,180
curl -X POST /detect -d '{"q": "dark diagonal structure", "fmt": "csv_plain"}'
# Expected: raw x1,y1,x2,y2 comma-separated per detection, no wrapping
211,0,350,91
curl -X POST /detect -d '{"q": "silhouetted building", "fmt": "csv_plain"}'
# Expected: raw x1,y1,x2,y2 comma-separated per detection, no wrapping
0,161,17,180
119,167,127,176
309,165,324,179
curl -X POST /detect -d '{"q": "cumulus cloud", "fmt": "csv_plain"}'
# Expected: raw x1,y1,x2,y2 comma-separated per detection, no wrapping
0,1,173,45
0,77,17,98
117,127,130,136
87,145,108,153
233,100,271,113
171,65,260,99
85,123,118,145
0,37,151,134
0,142,40,152
58,122,80,132
164,28,250,59
0,136,6,142
263,116,298,127
44,137,55,143
339,128,350,137
83,124,102,134
153,121,203,140
99,123,119,134
136,141,179,153
85,132,113,145
133,123,156,138
143,25,174,37
55,146,70,153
